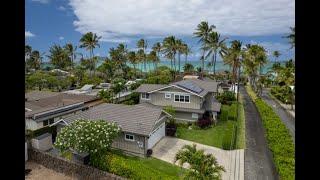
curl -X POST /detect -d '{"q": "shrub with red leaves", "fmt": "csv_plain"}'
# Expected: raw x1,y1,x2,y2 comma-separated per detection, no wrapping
197,117,212,129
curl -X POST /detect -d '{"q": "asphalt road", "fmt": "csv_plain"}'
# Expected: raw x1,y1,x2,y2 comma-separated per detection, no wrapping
261,89,295,141
240,86,279,180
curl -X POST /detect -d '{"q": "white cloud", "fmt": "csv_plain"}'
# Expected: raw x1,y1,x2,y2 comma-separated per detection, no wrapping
68,0,295,42
25,31,35,38
59,36,65,40
58,6,66,11
31,0,50,4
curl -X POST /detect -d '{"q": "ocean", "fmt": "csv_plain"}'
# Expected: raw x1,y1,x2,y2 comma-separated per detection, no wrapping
113,60,283,74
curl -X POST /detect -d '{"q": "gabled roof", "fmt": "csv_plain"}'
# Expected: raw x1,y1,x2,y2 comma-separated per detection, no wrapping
61,103,165,136
134,79,219,97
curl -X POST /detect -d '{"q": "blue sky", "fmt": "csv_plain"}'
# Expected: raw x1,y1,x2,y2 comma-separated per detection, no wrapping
26,0,295,62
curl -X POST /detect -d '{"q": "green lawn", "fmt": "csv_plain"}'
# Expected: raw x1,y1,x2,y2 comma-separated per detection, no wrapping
176,101,245,149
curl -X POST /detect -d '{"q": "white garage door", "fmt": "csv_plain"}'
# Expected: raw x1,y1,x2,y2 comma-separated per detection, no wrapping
148,122,165,149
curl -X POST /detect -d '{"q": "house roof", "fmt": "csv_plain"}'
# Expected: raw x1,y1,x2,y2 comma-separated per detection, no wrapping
135,79,219,97
25,93,98,118
25,91,60,101
139,102,205,114
134,84,168,93
61,103,164,136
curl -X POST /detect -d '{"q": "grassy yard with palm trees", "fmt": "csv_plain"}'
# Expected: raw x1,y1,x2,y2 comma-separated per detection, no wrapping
176,101,245,150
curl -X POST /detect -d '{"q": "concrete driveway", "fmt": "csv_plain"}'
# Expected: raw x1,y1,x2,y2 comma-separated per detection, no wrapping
152,137,244,180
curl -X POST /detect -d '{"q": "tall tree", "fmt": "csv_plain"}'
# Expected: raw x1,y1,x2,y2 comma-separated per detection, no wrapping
176,39,184,73
127,51,138,77
222,40,243,84
272,51,281,62
79,32,101,77
27,50,43,70
152,42,162,70
284,26,295,49
204,31,228,76
136,49,146,72
194,21,215,76
64,43,77,70
182,43,191,64
137,39,147,72
162,36,177,72
147,50,159,70
47,44,70,70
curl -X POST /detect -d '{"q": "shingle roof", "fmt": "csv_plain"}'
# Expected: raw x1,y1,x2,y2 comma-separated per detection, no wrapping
134,79,219,97
134,84,168,93
172,79,219,97
25,93,98,117
25,91,60,101
62,103,164,136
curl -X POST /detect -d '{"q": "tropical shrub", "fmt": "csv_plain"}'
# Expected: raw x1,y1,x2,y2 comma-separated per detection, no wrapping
197,117,212,129
246,85,295,180
54,120,121,157
174,144,225,179
217,91,236,105
270,86,292,104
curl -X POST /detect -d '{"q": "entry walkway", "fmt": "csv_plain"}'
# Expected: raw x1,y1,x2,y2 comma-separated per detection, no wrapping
152,137,244,180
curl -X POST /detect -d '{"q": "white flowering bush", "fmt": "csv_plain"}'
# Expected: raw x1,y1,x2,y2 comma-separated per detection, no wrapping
54,120,121,156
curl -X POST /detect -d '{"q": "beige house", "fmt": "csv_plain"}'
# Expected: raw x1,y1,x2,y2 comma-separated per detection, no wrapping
56,103,168,157
135,79,221,122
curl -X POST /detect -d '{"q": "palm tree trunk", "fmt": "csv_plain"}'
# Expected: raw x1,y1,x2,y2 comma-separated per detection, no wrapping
213,51,217,77
178,53,181,73
201,50,205,77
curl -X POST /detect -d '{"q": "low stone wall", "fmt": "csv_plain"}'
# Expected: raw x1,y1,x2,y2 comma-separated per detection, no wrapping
28,148,125,180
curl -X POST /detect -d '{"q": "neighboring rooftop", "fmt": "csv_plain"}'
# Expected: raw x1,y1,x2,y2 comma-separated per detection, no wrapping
25,91,60,101
134,84,168,93
25,92,98,117
62,103,164,136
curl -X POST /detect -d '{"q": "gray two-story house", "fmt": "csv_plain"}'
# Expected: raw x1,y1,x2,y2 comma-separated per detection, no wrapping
135,79,221,122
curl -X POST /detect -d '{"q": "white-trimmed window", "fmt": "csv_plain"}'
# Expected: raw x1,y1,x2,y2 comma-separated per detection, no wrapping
174,94,190,103
165,93,171,99
125,134,135,141
192,113,199,119
141,93,150,100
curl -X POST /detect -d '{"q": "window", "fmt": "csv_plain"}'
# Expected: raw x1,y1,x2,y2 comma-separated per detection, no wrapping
174,94,190,103
141,93,150,100
125,134,135,141
49,118,54,124
43,120,48,126
192,113,199,119
165,93,171,99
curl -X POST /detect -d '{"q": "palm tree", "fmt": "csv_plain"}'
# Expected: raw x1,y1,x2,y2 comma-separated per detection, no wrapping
64,43,78,70
127,51,138,77
182,43,191,64
136,49,146,72
183,63,194,73
204,31,228,76
47,44,70,70
147,50,159,70
175,144,225,180
162,36,177,71
152,42,162,70
222,40,243,84
28,50,43,70
176,39,184,73
79,32,101,77
137,39,148,72
284,26,295,49
194,21,215,76
272,51,281,62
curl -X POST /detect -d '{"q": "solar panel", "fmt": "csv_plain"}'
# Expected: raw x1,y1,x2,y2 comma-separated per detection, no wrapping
177,81,203,94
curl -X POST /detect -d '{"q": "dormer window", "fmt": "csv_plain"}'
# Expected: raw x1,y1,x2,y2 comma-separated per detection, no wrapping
141,93,150,100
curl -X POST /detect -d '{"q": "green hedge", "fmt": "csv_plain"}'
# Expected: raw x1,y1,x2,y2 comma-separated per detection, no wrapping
91,152,182,179
246,85,295,180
